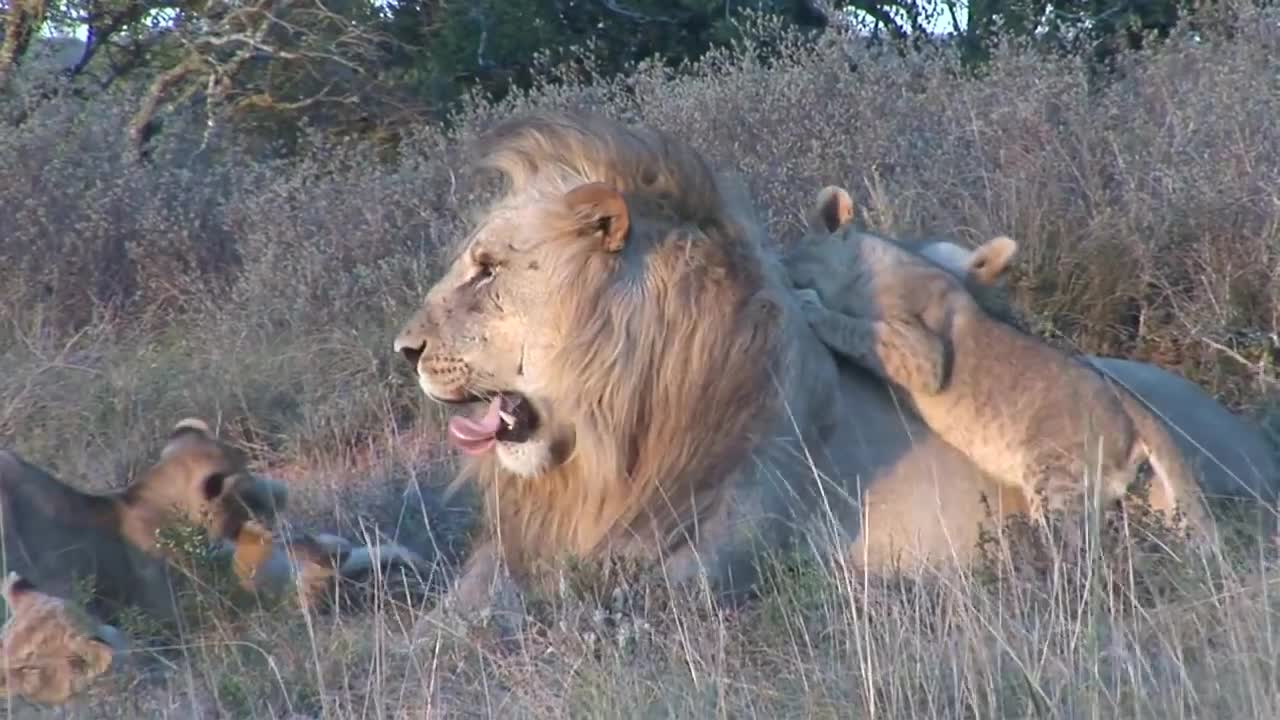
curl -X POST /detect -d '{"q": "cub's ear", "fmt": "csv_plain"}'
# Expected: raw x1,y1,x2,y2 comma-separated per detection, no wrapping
162,418,213,458
810,185,855,233
564,182,630,253
171,418,211,436
967,235,1019,287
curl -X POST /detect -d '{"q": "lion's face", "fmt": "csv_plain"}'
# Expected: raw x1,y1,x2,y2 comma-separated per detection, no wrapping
395,183,631,477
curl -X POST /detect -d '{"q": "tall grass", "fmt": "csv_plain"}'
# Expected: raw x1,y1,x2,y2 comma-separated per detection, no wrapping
1,1,1279,716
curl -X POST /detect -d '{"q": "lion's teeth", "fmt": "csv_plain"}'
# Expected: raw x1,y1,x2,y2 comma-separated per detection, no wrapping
498,410,516,428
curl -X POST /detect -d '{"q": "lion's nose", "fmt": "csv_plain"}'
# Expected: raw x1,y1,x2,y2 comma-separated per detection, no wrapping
394,336,425,367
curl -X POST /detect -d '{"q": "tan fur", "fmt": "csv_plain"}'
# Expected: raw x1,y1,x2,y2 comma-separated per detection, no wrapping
786,186,1214,534
0,419,289,631
393,111,823,601
796,188,1025,329
391,112,1267,612
0,572,125,706
231,520,346,609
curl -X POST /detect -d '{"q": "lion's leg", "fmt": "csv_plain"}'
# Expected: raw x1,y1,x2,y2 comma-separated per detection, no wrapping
417,539,526,643
796,289,947,395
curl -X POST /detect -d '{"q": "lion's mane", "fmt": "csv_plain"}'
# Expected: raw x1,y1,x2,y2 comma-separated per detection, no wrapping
458,112,795,578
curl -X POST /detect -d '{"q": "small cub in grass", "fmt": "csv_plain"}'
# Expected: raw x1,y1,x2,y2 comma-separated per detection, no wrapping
785,185,1214,536
0,572,127,706
231,519,428,610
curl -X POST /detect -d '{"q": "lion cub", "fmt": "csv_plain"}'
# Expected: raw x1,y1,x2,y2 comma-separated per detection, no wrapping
230,520,426,610
231,519,351,609
0,418,290,632
0,572,127,706
785,186,1213,534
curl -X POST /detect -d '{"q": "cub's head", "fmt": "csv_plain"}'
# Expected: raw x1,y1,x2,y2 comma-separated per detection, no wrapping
131,418,289,543
918,235,1019,289
786,184,1020,290
784,185,863,294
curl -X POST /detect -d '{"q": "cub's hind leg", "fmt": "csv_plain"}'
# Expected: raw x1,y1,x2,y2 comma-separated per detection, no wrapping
1025,461,1096,554
795,288,948,395
1027,447,1133,554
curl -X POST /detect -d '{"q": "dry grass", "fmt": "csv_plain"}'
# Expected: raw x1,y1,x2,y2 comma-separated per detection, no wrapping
3,2,1280,717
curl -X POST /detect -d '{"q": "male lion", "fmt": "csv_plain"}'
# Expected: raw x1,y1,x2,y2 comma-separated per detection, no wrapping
394,111,1273,614
0,418,289,631
785,185,1215,533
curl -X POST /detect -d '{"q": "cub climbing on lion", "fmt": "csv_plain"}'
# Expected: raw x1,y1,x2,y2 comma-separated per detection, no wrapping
784,184,1215,537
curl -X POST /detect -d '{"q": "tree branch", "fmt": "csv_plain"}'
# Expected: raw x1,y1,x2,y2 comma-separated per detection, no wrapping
0,0,50,90
129,56,201,160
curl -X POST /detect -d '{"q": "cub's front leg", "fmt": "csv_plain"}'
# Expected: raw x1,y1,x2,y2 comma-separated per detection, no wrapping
795,288,948,395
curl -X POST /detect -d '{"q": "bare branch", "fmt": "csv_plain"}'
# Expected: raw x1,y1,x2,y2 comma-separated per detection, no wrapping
594,0,677,24
129,56,202,160
116,0,397,152
844,0,908,40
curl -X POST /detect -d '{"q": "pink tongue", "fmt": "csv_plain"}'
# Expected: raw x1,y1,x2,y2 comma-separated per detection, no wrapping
447,396,504,455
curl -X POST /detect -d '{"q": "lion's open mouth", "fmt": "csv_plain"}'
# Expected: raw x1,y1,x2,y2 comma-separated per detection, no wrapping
447,393,538,455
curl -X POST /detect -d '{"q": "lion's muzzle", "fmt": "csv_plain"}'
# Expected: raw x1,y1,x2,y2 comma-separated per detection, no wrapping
394,335,425,368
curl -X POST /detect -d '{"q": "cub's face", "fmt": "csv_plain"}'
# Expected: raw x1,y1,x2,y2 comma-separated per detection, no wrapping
783,184,864,301
149,419,288,542
784,229,862,301
784,183,1020,293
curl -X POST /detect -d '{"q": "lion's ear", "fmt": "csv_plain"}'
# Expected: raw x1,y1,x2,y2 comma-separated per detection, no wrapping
967,235,1019,287
564,182,630,253
810,186,855,233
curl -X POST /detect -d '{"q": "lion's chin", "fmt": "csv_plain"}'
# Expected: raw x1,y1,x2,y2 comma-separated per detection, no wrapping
495,437,556,478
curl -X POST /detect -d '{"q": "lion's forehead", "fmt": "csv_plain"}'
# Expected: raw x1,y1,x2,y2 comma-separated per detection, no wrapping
463,207,554,258
167,444,248,477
